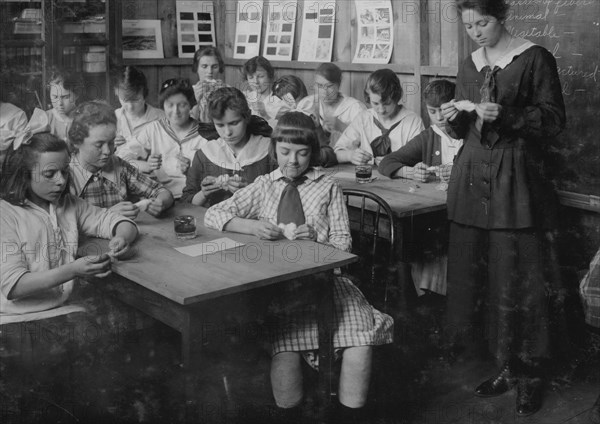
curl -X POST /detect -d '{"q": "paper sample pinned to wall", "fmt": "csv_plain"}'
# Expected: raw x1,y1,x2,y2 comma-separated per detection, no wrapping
262,0,297,61
352,0,393,64
176,0,216,58
233,0,264,59
297,0,336,62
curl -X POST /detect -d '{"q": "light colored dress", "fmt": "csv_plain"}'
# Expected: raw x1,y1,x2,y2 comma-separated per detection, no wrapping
117,118,207,198
0,102,28,152
296,95,367,147
114,103,165,153
334,107,424,162
45,108,72,142
205,168,394,355
0,196,135,324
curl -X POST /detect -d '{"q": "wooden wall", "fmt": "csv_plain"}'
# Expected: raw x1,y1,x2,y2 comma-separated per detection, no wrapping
118,0,463,124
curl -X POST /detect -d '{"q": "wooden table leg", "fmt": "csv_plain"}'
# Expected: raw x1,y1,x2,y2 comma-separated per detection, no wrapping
317,271,335,421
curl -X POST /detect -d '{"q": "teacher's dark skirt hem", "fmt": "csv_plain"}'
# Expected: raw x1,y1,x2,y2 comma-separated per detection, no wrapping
445,222,561,366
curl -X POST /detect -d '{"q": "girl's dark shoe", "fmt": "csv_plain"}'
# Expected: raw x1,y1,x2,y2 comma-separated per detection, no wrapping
474,361,515,397
516,378,543,417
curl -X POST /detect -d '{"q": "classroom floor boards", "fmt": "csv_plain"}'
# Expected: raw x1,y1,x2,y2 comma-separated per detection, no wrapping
1,294,598,424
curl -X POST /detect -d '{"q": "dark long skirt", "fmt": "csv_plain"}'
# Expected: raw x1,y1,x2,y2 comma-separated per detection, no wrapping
445,222,559,365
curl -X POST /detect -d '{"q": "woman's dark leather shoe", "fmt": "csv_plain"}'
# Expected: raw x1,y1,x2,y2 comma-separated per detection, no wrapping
474,362,514,397
516,378,543,416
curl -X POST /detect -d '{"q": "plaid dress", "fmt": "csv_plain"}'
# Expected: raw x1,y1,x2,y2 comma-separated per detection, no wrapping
205,168,394,354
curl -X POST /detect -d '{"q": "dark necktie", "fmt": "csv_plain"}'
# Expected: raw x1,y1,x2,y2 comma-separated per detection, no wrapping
277,176,307,225
370,117,402,156
480,66,499,103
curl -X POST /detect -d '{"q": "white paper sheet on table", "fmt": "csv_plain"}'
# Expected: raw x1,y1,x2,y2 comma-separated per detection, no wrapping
174,238,245,257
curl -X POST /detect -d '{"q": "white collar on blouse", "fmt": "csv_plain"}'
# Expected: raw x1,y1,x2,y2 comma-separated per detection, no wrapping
69,155,120,195
201,135,271,170
271,167,322,182
472,39,536,71
431,124,461,146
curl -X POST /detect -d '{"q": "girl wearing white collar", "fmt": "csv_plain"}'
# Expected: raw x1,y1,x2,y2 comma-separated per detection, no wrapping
441,0,566,417
181,87,274,207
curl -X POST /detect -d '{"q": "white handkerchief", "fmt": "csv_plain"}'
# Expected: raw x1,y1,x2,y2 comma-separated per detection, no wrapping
174,237,244,257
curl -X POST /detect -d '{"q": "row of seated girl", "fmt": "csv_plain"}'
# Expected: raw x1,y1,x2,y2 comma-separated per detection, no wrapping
0,104,393,423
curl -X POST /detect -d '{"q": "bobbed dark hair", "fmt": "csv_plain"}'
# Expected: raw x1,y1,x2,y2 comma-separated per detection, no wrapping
0,133,69,207
272,75,308,101
242,56,275,81
423,79,456,107
113,65,149,99
315,63,342,86
455,0,510,21
68,101,117,152
158,78,196,109
207,87,251,121
271,112,320,167
364,69,403,105
192,46,225,74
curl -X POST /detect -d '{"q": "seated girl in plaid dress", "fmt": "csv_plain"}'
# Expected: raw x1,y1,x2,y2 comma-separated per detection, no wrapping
205,112,393,422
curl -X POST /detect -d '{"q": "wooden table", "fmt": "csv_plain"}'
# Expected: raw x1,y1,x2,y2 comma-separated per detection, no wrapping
330,164,447,260
80,204,357,420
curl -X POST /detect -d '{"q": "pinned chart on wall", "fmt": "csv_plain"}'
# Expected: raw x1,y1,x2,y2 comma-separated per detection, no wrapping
233,0,264,59
176,0,216,58
352,0,393,64
297,0,336,62
262,0,298,61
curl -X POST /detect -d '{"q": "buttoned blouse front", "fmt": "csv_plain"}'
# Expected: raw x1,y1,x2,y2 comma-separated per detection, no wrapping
447,42,566,230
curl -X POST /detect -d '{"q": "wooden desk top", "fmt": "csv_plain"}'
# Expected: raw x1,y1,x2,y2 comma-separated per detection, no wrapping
81,205,357,306
329,164,447,218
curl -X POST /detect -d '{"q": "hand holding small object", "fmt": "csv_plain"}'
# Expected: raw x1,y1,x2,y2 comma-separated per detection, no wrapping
108,235,134,260
148,153,162,170
413,162,436,182
441,100,459,121
110,201,139,219
294,224,317,241
200,175,221,196
475,102,502,123
177,154,191,174
145,198,164,217
254,220,283,240
72,253,112,278
227,174,247,193
351,149,373,165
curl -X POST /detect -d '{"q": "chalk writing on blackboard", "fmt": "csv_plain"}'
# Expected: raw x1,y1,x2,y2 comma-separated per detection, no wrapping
506,0,600,194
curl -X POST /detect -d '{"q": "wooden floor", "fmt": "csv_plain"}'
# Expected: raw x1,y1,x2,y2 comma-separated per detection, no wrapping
1,294,599,424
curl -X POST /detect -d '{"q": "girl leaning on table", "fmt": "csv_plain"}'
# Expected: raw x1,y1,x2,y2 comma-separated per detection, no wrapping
441,0,566,417
68,101,174,220
204,112,393,423
181,86,274,207
116,78,206,199
0,131,138,364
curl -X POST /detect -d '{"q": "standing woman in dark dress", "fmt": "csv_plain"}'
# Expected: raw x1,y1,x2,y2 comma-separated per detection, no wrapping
441,0,566,417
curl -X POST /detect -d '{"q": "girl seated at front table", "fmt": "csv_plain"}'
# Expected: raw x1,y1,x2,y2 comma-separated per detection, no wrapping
0,132,137,359
272,75,337,167
204,112,393,423
117,78,206,199
113,66,165,151
181,87,274,207
242,56,283,125
296,63,366,147
68,101,174,220
334,69,424,165
190,46,228,123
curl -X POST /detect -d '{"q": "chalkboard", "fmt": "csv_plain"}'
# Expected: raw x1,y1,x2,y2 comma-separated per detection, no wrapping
505,0,600,195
